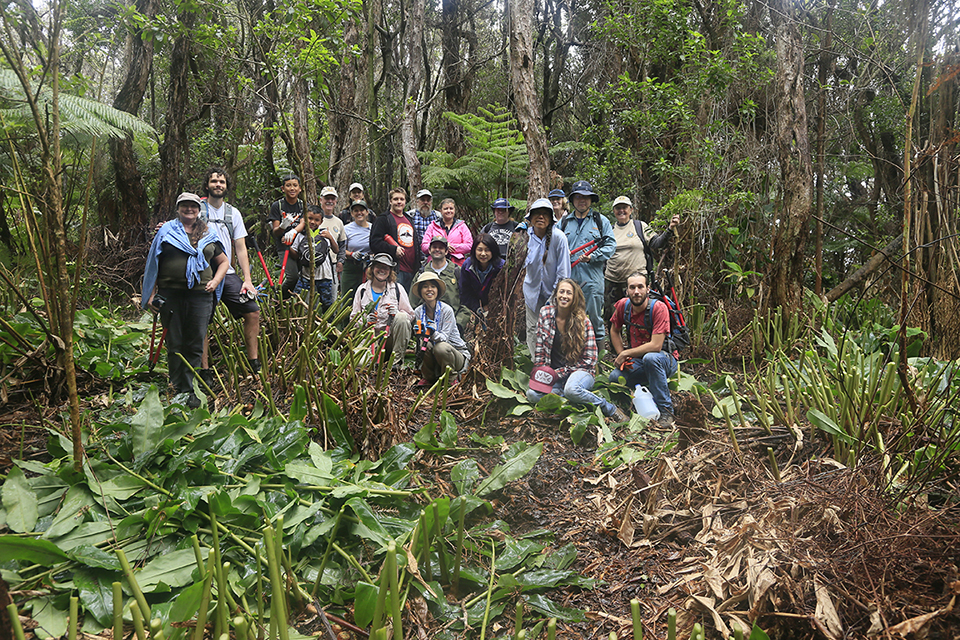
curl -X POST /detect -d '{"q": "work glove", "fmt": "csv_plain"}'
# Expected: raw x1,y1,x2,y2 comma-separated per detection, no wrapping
282,229,297,245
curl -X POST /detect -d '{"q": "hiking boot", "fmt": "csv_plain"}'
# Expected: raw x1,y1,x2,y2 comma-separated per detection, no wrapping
198,368,216,388
609,407,629,423
658,411,676,428
248,358,262,374
186,393,201,409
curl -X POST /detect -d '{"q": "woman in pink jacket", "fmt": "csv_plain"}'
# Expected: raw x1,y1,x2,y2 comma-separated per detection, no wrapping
421,198,474,265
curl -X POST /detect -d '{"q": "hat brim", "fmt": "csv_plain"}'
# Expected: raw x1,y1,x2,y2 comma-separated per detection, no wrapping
529,379,555,393
414,278,446,298
570,191,599,203
526,208,554,220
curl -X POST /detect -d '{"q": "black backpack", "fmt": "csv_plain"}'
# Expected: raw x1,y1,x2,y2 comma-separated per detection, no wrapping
624,290,690,353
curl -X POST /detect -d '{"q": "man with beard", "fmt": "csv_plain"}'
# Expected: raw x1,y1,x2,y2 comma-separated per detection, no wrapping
407,188,439,267
198,167,261,377
608,271,678,425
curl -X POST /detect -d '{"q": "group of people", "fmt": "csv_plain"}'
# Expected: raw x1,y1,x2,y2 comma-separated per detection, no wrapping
142,170,680,425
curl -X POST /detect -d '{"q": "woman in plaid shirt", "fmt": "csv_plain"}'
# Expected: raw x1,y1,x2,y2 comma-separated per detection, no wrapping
526,279,627,420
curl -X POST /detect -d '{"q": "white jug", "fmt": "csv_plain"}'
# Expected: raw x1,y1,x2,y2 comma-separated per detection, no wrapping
632,385,660,420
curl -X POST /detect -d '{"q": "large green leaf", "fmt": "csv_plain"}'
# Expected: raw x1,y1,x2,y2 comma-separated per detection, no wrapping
2,466,38,532
485,378,523,400
451,459,479,495
345,497,391,548
352,581,379,628
0,535,69,565
50,521,113,550
134,548,206,591
68,545,123,570
523,593,585,621
130,385,164,459
29,596,69,638
476,443,543,496
806,408,851,443
284,461,333,485
321,392,353,448
75,568,114,626
438,411,457,448
44,485,94,539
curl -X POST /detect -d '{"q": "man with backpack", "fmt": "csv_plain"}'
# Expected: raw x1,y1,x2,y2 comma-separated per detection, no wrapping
199,167,261,377
608,270,680,426
562,180,616,355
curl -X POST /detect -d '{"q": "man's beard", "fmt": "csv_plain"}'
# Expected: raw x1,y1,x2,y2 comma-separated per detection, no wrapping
419,204,431,216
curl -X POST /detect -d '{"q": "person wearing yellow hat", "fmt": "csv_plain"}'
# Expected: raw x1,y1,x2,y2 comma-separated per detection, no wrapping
411,271,470,385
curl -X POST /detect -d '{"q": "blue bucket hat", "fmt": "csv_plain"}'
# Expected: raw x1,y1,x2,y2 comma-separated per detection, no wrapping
490,197,516,212
547,189,566,199
568,180,599,203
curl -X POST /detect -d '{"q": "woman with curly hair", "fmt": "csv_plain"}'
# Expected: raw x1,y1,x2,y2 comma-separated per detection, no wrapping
526,279,627,420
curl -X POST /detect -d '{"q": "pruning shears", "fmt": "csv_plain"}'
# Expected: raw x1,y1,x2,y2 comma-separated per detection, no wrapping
570,238,604,267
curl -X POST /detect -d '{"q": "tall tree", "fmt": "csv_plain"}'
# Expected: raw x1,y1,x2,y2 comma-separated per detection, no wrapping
509,0,550,196
327,15,369,195
109,0,156,238
766,0,813,314
155,6,196,219
401,0,426,193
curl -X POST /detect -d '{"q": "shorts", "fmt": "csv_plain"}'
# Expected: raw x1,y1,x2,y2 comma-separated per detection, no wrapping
219,272,259,318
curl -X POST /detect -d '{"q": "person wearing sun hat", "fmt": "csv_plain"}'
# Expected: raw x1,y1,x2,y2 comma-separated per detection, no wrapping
350,252,414,369
548,189,568,222
560,180,616,355
522,198,571,357
411,270,470,385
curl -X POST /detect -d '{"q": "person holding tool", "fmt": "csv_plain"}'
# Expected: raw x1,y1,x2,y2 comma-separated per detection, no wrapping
411,271,470,386
560,180,616,356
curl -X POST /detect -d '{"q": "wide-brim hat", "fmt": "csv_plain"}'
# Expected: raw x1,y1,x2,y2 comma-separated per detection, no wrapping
491,197,516,212
412,270,446,298
547,189,566,199
526,198,555,221
176,192,202,207
568,180,599,203
529,365,558,394
370,253,396,269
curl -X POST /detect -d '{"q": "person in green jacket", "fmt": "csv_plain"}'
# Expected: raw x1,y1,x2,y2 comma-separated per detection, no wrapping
409,234,464,330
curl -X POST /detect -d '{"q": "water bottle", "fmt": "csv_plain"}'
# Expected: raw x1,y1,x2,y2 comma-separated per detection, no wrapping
632,385,660,420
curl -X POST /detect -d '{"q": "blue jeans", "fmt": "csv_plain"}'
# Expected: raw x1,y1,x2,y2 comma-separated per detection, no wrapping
292,277,334,309
526,370,617,416
609,351,677,413
398,270,414,294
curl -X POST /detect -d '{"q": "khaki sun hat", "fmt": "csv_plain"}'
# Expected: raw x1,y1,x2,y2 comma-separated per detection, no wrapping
412,270,446,298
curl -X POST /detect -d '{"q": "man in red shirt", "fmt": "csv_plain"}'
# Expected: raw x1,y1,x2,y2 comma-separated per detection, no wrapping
370,187,417,291
608,270,678,425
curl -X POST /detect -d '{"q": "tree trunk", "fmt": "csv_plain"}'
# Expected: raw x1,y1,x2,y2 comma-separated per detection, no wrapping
825,235,902,303
328,16,368,195
292,76,318,203
813,1,834,295
155,6,195,221
509,0,550,197
765,0,813,315
400,0,425,194
441,0,473,155
109,0,155,240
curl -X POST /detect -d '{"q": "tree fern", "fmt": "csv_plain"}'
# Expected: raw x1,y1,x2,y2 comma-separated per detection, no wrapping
0,69,155,143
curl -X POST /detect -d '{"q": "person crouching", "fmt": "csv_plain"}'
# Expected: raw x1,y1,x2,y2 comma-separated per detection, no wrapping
411,271,470,386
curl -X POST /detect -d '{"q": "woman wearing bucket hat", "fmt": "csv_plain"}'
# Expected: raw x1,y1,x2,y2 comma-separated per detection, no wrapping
522,198,571,357
526,279,627,421
411,271,470,385
142,192,230,408
350,253,414,369
480,197,517,257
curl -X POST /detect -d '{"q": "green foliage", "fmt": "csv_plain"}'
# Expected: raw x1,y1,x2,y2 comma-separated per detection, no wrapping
0,69,155,143
420,105,529,209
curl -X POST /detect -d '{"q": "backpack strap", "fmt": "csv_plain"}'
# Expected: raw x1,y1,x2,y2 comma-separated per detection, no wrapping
633,219,655,279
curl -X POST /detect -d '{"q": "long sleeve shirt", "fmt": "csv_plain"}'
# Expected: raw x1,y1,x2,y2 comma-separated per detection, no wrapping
413,301,471,371
531,302,598,379
561,210,616,289
522,227,570,311
420,219,474,264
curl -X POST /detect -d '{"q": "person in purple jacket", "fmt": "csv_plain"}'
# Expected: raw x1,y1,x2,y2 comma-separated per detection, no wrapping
457,233,504,333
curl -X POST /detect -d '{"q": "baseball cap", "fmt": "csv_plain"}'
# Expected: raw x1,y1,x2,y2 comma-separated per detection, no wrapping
176,192,202,207
548,189,566,199
612,196,633,208
320,186,338,198
429,234,449,247
349,182,364,192
529,365,558,394
526,198,554,220
350,200,369,210
416,189,433,199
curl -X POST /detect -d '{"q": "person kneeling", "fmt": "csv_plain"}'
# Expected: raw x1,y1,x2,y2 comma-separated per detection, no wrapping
608,271,678,426
526,279,627,421
411,272,470,386
351,253,413,369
